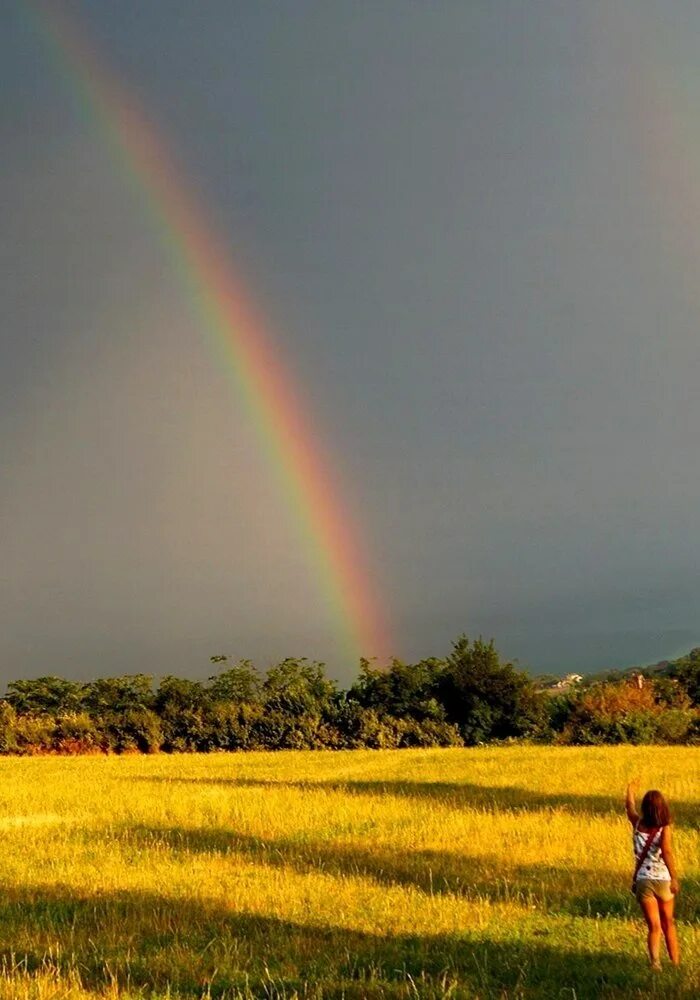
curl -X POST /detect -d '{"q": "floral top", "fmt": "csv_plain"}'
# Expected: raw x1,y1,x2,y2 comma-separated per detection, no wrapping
633,823,670,881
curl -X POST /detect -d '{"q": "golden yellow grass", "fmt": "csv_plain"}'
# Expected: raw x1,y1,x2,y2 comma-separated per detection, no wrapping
0,746,697,998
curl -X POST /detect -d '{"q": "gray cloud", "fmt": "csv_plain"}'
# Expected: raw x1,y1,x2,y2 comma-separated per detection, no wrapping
2,1,699,684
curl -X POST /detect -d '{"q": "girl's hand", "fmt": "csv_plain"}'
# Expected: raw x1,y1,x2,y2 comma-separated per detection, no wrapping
625,778,641,824
671,878,680,896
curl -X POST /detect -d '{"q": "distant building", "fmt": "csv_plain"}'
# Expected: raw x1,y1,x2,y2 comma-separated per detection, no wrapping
554,673,583,690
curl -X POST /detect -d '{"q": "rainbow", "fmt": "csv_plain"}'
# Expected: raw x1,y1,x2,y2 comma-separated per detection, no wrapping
26,1,392,664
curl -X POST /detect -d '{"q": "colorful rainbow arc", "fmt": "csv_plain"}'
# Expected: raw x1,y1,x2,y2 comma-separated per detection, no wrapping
28,1,392,664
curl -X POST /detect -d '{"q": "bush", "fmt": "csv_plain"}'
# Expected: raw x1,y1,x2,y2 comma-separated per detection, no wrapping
6,676,83,714
249,709,335,750
557,681,699,745
394,717,463,748
262,659,336,719
102,709,163,753
13,714,56,754
438,636,546,744
53,712,103,754
0,702,18,754
668,648,700,705
3,640,700,753
654,708,696,744
203,702,263,751
349,658,447,723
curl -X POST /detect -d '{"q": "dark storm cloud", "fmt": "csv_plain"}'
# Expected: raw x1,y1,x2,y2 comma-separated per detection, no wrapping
2,1,699,683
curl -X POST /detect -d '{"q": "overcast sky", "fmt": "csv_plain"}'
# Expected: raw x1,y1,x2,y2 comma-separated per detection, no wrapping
2,1,700,685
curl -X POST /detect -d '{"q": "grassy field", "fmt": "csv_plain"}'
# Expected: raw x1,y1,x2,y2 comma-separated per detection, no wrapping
0,747,697,999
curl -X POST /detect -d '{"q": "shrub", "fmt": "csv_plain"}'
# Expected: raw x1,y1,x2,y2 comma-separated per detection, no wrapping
654,708,696,744
53,712,103,754
668,648,700,705
394,717,463,748
262,659,336,719
3,640,700,753
0,702,18,754
249,709,329,750
13,714,56,754
349,658,447,723
438,636,545,744
208,657,262,704
557,681,699,745
203,702,264,751
6,676,83,714
102,709,163,753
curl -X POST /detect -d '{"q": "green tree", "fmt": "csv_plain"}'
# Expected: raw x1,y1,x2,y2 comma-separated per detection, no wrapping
53,712,104,753
6,676,83,715
103,708,163,753
0,702,18,753
349,657,446,722
438,634,545,743
208,656,262,704
154,676,210,751
262,658,336,717
669,648,700,705
82,675,154,715
252,658,337,749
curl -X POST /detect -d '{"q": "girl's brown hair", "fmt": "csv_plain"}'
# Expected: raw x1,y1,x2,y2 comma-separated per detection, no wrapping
641,789,672,827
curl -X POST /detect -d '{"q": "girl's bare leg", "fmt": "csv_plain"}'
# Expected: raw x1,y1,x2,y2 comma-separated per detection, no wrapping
659,896,680,965
639,895,662,968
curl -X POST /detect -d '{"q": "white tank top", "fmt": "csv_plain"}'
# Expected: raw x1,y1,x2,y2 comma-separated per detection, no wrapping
633,823,670,881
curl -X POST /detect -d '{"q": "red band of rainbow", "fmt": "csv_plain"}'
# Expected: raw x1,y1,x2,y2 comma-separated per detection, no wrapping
27,2,392,664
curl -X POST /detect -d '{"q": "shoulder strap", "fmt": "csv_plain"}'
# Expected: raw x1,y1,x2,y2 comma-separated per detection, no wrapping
633,827,660,883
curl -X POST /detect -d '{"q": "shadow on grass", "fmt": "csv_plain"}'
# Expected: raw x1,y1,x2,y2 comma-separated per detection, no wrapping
122,824,700,924
131,775,700,828
0,882,679,999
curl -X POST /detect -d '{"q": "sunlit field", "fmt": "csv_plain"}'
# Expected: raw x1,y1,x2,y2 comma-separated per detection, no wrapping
0,748,697,999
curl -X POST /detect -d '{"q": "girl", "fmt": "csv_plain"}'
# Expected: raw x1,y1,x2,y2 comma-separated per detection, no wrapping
625,778,680,969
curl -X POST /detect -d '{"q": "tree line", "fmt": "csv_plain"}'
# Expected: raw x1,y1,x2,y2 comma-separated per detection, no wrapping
1,637,699,754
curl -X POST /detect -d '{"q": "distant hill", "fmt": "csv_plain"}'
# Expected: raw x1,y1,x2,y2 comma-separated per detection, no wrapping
536,647,700,692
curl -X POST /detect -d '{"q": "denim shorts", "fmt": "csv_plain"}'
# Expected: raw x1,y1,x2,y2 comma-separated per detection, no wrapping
635,879,673,903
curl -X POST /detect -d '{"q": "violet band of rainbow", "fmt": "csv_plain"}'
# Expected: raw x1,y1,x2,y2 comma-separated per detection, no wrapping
27,1,393,664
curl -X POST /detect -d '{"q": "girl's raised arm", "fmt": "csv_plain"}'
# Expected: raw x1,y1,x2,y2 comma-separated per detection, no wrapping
625,777,640,825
